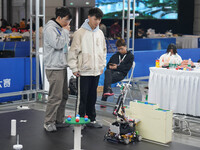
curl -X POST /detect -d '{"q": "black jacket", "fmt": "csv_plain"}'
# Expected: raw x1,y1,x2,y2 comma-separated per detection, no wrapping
107,51,134,76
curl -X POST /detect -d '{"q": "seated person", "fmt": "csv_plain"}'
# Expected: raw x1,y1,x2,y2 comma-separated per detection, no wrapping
101,39,134,108
136,28,146,38
159,43,182,67
4,26,12,34
99,23,107,37
110,20,121,39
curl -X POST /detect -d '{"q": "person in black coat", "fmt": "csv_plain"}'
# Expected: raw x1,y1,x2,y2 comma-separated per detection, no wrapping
101,39,134,108
0,19,9,28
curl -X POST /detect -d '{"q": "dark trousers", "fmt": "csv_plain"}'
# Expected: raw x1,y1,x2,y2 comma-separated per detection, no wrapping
102,69,125,101
77,76,100,122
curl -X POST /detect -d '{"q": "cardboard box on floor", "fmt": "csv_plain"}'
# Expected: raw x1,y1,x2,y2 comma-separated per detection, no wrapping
126,101,173,144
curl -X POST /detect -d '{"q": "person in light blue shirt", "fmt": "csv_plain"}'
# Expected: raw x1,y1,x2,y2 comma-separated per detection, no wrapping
4,27,12,33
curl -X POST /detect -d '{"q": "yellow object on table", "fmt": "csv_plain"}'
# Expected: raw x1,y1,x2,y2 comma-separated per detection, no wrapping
155,60,160,68
10,36,22,39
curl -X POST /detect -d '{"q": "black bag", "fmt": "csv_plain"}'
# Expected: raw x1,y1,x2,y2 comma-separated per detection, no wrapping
69,76,77,95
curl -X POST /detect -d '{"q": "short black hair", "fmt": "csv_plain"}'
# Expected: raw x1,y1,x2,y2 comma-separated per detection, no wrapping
116,39,126,47
166,43,177,54
55,7,72,19
114,19,119,23
88,8,103,19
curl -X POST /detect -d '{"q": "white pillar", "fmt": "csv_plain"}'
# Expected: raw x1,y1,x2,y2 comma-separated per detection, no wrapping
11,119,17,136
12,0,26,26
75,8,79,30
74,125,82,150
193,0,200,35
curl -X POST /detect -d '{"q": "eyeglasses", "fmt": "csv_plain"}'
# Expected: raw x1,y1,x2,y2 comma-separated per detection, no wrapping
66,19,72,23
61,18,72,23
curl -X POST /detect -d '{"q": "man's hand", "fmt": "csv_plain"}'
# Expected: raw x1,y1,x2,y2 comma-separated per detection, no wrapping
63,24,70,31
100,69,103,74
73,72,80,77
109,64,117,70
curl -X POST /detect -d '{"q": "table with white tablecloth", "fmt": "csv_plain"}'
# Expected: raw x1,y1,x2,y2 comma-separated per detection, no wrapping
148,67,200,116
176,35,200,49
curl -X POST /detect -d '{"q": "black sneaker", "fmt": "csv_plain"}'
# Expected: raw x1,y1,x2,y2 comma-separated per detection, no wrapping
103,88,114,96
86,121,102,128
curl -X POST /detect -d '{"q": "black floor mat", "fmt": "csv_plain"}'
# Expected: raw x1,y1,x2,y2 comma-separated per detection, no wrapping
0,109,199,150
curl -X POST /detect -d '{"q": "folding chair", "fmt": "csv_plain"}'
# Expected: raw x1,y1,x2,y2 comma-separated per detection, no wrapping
122,62,135,85
113,62,135,101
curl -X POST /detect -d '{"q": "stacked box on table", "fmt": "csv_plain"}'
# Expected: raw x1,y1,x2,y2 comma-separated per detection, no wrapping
126,101,159,118
126,101,172,144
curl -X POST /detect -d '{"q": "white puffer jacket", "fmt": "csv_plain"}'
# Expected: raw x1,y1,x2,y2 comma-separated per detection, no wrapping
68,19,107,76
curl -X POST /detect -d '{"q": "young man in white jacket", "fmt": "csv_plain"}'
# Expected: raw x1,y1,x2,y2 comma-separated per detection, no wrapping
43,7,72,132
68,8,107,128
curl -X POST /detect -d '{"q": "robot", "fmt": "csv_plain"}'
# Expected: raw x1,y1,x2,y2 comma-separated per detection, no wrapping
104,83,142,144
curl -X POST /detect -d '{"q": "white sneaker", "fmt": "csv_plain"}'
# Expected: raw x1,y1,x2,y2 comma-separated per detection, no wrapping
44,123,57,132
81,124,86,130
86,121,102,128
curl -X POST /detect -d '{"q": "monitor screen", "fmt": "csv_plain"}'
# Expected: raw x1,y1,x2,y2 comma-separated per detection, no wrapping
95,0,178,19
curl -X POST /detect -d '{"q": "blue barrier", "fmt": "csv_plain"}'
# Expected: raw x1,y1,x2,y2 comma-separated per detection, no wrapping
1,48,200,101
99,48,200,86
106,38,176,52
24,58,37,86
0,41,30,57
0,42,4,50
0,58,24,102
0,57,37,102
133,38,176,51
4,42,16,50
15,41,30,57
198,38,200,48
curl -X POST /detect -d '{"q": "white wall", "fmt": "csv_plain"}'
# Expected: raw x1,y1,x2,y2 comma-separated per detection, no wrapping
12,0,25,25
45,0,63,22
2,0,7,20
193,0,200,35
27,0,63,23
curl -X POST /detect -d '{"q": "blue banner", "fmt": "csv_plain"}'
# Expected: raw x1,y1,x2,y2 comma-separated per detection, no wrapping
0,41,30,57
0,57,37,102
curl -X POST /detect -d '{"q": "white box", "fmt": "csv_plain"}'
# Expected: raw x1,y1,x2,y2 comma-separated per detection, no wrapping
126,101,172,144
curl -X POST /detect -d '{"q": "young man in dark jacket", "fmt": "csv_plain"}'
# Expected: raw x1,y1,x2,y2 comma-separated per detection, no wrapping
101,39,134,108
